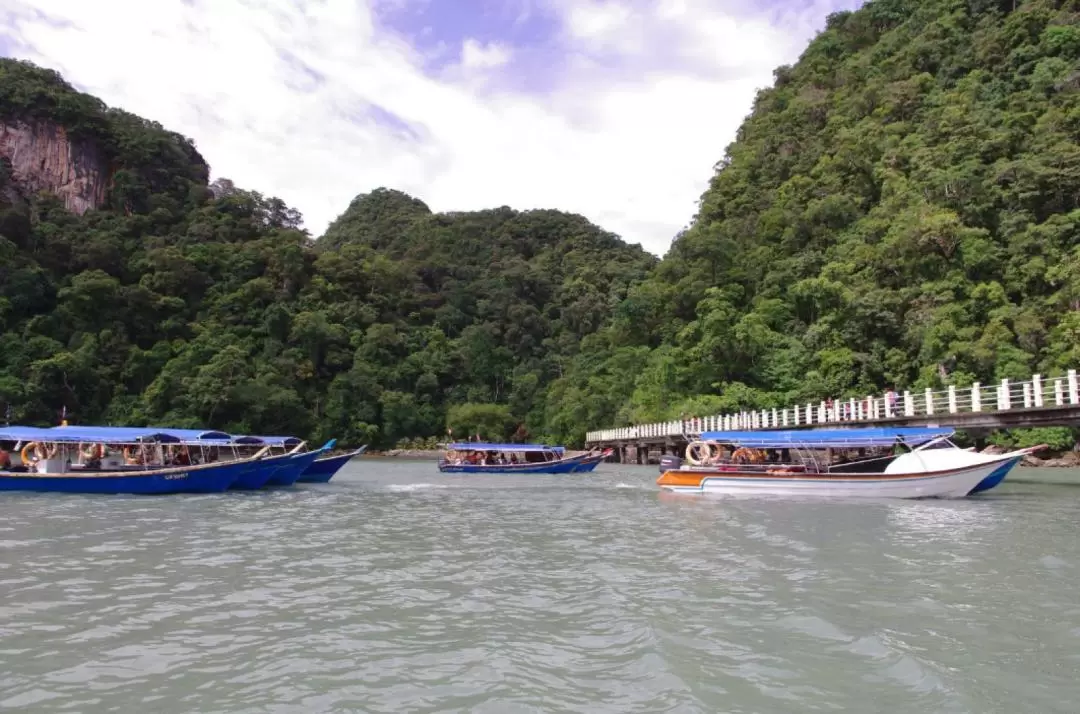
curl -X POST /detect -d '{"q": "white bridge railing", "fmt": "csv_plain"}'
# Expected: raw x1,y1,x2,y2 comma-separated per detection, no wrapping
585,370,1080,443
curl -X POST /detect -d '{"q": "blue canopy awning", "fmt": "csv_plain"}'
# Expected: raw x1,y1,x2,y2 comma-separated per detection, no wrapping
152,428,233,441
696,427,955,449
7,425,181,444
446,443,565,453
51,425,235,443
240,435,304,448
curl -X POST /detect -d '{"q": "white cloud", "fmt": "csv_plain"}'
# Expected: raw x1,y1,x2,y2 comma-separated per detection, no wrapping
460,39,511,69
3,0,859,256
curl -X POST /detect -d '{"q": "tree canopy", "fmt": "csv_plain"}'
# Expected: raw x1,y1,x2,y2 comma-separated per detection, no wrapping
544,0,1080,446
2,0,1079,449
0,59,655,447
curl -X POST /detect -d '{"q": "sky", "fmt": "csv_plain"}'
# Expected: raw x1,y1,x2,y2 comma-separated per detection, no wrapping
1,0,860,256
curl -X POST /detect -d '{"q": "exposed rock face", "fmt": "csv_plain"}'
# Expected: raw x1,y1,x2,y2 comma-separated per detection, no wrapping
0,120,108,214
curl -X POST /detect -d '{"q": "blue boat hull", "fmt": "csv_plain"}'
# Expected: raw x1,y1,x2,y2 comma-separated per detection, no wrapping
969,458,1022,494
266,449,327,486
0,461,242,495
231,461,277,490
296,447,366,484
438,452,606,474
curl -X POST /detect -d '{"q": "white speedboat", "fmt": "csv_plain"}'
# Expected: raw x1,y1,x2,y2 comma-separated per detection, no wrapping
657,427,1035,499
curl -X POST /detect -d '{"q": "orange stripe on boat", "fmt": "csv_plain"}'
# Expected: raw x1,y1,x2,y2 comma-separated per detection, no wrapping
655,467,984,487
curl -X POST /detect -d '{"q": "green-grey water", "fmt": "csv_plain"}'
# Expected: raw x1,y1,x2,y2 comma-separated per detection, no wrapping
1,462,1079,713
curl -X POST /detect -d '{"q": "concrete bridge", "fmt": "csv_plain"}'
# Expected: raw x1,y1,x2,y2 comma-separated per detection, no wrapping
585,371,1080,464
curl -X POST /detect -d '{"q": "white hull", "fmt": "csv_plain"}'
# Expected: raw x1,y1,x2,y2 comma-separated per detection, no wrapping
660,456,1022,500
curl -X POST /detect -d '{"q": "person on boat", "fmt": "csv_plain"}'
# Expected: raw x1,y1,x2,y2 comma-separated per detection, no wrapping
509,454,518,464
0,444,9,470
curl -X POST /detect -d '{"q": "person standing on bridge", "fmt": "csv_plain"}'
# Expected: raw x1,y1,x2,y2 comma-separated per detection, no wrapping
886,387,898,415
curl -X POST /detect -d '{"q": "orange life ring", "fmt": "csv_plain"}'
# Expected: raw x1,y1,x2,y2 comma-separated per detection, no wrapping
732,447,765,464
20,442,41,463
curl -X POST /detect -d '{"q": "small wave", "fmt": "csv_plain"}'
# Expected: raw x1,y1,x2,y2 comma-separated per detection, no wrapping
614,482,648,489
385,483,454,492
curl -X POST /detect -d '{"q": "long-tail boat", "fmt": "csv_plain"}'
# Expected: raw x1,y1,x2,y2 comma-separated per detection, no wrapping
295,445,367,483
438,443,610,474
0,425,256,494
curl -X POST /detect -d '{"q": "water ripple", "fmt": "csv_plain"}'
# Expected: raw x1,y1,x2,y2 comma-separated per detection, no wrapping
1,463,1079,712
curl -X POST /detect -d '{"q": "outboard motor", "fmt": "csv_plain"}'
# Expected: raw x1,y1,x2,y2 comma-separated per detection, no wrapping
659,454,683,472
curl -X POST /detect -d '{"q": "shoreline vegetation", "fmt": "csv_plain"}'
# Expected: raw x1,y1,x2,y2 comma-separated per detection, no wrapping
3,0,1080,454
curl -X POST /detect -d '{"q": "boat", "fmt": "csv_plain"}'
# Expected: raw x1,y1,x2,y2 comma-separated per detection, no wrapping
51,425,284,490
296,445,368,483
438,443,610,474
0,425,252,494
657,427,1030,499
234,436,335,486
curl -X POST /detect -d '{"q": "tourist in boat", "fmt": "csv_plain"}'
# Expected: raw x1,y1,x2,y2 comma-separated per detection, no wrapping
0,444,9,470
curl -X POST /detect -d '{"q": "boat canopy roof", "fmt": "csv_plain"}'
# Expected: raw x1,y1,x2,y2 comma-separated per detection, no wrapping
1,425,182,444
51,425,235,443
697,427,955,449
150,428,233,441
240,435,303,448
447,442,565,453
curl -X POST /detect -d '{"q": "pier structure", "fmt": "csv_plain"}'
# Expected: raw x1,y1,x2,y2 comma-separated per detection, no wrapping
585,371,1080,464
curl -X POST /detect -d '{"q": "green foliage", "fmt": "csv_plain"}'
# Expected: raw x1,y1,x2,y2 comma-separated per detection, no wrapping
549,0,1080,442
6,0,1080,452
988,427,1075,451
445,403,516,442
0,59,655,447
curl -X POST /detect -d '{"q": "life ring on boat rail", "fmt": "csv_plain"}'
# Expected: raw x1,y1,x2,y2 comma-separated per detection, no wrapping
731,447,765,464
20,442,40,463
685,440,718,466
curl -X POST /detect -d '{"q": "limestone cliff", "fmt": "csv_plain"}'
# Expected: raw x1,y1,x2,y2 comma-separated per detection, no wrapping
0,120,109,214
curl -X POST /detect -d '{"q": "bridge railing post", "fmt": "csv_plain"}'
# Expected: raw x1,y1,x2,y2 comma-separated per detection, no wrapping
1023,382,1032,409
1033,374,1044,407
1069,370,1078,404
1055,378,1065,406
782,408,789,426
925,388,934,415
903,391,913,416
948,386,957,413
1000,379,1010,410
772,408,778,426
972,382,981,411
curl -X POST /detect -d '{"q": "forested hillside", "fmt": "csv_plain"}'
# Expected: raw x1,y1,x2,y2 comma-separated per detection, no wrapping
0,59,656,448
547,0,1080,442
3,0,1079,449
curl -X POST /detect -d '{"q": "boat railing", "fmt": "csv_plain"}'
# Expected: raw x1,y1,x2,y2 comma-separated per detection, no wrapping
586,370,1080,443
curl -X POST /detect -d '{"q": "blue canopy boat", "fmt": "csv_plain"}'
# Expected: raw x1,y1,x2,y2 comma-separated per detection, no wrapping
438,443,610,474
236,436,336,486
51,425,282,490
0,426,245,494
295,445,367,483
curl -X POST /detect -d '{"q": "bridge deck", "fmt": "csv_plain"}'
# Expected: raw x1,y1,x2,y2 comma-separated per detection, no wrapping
585,371,1080,463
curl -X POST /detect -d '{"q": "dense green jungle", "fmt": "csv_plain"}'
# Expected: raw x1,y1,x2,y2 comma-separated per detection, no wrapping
1,0,1079,450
